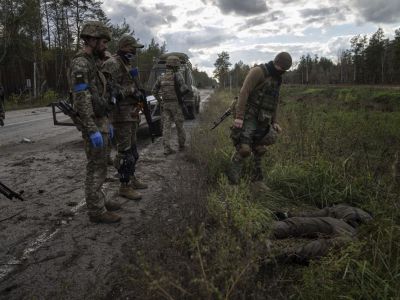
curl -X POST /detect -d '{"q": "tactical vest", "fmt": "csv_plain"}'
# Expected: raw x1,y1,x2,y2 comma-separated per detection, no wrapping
246,64,281,122
159,71,178,102
71,51,109,117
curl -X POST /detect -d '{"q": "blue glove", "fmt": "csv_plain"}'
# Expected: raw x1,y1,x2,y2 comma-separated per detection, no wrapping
108,124,114,140
89,131,103,148
129,68,139,78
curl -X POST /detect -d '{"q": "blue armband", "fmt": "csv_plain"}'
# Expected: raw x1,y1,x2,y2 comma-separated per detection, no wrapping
73,83,89,92
129,68,139,78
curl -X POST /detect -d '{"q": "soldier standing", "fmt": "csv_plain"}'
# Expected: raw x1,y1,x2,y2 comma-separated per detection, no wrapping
102,35,148,200
228,52,292,185
0,85,5,126
70,21,121,223
152,55,189,155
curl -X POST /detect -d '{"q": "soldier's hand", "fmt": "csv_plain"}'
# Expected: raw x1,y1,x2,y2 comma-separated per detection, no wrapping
233,118,243,129
272,123,282,133
89,131,104,148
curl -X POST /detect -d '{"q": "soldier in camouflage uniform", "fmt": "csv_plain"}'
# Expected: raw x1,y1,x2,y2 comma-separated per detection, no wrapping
152,55,189,155
228,52,292,185
271,204,372,264
70,21,121,223
102,34,147,200
0,85,5,126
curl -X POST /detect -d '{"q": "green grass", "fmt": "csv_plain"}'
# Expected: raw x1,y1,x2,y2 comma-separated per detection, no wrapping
135,85,400,299
4,89,60,110
188,85,400,298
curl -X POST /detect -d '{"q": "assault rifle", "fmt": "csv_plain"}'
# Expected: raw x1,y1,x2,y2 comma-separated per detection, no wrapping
173,74,190,118
131,77,156,143
55,99,82,130
0,181,24,201
211,107,232,130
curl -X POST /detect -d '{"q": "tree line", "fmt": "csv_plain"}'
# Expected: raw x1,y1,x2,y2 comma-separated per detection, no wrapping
0,0,172,98
214,27,400,87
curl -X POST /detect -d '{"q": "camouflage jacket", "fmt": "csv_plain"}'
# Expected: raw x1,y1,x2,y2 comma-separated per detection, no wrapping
236,65,281,122
70,51,109,135
152,69,187,103
102,55,140,123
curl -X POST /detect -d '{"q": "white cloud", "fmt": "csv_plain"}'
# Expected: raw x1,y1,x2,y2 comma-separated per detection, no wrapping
102,0,400,76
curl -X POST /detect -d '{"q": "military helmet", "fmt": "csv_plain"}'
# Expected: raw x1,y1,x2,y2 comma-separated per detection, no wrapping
118,34,144,50
274,52,292,71
80,21,111,41
166,55,180,67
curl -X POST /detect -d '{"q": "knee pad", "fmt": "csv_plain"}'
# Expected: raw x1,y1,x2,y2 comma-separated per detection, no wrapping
254,145,267,155
238,144,252,158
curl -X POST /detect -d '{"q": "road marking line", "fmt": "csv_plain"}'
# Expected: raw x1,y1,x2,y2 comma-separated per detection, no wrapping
0,198,86,281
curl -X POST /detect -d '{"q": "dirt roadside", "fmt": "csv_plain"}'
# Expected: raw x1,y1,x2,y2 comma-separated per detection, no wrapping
0,89,213,299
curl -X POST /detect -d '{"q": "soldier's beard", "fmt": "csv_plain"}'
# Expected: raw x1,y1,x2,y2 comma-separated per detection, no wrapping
94,47,106,58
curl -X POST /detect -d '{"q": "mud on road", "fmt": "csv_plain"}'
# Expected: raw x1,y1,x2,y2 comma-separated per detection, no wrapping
0,89,213,299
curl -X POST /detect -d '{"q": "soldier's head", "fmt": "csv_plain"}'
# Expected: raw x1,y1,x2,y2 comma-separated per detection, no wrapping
118,34,144,59
273,52,292,73
166,55,180,71
80,21,111,57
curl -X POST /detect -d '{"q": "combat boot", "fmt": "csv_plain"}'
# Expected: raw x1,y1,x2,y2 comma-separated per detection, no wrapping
252,166,264,182
227,159,243,185
130,176,148,189
89,211,121,223
105,200,121,211
107,156,114,166
119,184,142,200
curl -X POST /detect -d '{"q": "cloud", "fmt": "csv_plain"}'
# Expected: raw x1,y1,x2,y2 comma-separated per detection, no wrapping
104,1,178,44
186,7,206,16
162,26,236,54
351,0,400,24
237,10,285,31
203,0,268,16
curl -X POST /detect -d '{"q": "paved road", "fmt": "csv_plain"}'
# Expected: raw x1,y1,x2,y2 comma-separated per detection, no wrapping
0,106,77,147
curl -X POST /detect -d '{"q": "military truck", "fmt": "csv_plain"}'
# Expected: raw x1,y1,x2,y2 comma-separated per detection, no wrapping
145,52,201,120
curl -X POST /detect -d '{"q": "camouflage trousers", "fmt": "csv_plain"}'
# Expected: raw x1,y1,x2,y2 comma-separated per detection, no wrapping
272,217,356,262
113,121,138,173
162,102,185,149
83,132,109,216
228,114,271,183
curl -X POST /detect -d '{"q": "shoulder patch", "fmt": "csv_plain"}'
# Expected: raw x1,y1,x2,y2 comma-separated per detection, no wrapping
73,83,89,92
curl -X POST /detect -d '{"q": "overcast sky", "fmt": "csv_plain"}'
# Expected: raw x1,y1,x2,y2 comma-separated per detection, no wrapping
102,0,400,75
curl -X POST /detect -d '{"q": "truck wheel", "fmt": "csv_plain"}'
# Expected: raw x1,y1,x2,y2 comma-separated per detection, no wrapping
185,105,195,120
152,119,163,136
195,97,200,113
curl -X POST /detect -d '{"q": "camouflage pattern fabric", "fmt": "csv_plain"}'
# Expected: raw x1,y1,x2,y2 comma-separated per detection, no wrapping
102,55,140,123
113,121,139,169
272,217,356,262
228,64,283,183
289,204,373,228
152,69,187,103
70,51,109,135
82,131,109,216
152,70,187,150
271,205,372,262
161,102,186,149
70,51,110,216
272,217,357,239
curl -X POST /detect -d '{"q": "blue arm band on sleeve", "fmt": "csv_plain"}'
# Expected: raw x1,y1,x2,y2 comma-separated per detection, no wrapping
74,83,89,92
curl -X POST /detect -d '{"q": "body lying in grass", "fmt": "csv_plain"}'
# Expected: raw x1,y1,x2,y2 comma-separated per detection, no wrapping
270,204,372,265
